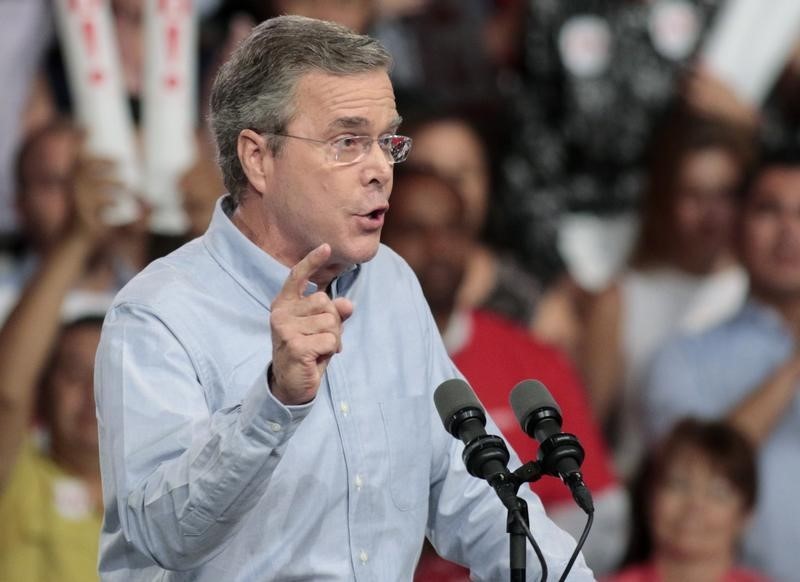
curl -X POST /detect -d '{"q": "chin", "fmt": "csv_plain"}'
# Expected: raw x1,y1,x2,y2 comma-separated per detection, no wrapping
340,241,381,266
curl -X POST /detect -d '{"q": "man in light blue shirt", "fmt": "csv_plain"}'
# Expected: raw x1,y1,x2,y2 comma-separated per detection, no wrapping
94,15,593,581
644,153,800,582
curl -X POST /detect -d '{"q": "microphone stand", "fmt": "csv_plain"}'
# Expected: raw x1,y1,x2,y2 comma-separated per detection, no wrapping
490,461,547,582
508,497,529,582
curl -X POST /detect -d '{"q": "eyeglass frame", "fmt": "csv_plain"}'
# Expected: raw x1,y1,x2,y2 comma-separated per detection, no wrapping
260,131,413,166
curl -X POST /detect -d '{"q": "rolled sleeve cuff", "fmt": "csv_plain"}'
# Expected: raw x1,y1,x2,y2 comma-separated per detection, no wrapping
240,364,315,443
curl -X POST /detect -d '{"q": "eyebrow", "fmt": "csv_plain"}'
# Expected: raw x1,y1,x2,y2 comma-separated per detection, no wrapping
327,115,404,133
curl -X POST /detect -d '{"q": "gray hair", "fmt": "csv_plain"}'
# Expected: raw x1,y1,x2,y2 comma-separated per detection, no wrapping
209,15,393,204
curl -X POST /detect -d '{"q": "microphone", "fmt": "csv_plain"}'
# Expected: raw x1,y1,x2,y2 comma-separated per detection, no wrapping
434,379,517,509
509,380,594,514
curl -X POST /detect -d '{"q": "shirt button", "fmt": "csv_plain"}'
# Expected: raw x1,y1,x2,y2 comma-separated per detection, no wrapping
359,550,368,564
269,422,282,432
354,474,364,490
339,401,350,415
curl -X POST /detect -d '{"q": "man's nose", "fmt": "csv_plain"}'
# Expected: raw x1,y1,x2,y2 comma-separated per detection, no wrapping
361,140,393,186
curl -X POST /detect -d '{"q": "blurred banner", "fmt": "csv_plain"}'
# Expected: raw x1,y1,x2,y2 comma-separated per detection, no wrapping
53,0,141,225
702,0,800,106
143,0,197,234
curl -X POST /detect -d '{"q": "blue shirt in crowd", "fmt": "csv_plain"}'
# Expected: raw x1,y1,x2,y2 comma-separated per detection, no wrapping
644,300,800,582
94,196,593,581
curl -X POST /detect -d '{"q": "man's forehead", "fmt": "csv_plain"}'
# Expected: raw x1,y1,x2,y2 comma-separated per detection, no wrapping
293,69,398,127
326,114,403,132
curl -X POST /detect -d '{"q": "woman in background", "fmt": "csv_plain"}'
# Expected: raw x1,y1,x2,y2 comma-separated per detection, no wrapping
605,418,768,582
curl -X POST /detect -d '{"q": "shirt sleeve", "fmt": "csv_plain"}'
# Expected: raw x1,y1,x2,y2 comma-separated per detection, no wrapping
642,336,711,443
94,302,312,570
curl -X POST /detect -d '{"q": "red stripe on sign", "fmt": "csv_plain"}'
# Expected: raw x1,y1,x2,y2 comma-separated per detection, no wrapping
167,23,180,60
81,19,98,57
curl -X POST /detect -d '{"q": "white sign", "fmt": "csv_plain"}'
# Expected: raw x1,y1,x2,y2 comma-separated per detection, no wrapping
53,0,141,225
702,0,800,106
143,0,197,234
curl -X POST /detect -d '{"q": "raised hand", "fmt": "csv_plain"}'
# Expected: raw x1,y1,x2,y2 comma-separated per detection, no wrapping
269,244,354,405
682,65,759,130
67,152,123,243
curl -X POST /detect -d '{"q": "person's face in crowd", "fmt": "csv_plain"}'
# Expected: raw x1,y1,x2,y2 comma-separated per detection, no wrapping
48,324,102,455
259,69,397,275
738,165,800,298
407,120,489,236
17,129,79,250
382,173,469,318
671,147,739,268
275,0,374,33
650,447,749,561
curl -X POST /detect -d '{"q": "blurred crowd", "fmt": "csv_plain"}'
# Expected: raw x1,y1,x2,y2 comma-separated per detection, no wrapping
2,1,800,581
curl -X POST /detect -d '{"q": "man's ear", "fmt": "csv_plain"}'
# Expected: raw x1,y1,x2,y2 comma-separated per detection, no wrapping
237,129,273,196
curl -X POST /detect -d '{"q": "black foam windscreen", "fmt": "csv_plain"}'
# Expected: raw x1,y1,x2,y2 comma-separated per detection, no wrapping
434,378,481,428
509,380,561,426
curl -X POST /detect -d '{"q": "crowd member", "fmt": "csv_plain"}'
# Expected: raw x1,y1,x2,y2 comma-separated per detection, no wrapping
0,120,142,324
580,110,756,480
374,0,503,111
178,134,226,239
605,418,768,582
500,0,757,284
404,115,542,327
382,166,627,575
94,16,593,580
643,150,800,581
403,113,584,355
0,0,53,235
0,149,113,581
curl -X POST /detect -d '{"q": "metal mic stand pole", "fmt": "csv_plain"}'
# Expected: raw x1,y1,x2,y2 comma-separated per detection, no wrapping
508,497,529,582
495,461,545,582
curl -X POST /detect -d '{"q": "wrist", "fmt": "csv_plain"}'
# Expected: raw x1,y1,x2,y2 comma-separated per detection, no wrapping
267,364,315,406
62,224,100,250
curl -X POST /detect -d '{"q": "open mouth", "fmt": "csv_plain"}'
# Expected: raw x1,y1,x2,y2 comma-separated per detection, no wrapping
363,206,388,220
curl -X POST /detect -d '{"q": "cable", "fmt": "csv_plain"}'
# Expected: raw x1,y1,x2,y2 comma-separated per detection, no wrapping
558,510,594,582
512,509,547,582
513,508,594,582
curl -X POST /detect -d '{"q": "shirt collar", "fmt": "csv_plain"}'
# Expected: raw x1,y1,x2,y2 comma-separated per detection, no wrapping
202,196,361,309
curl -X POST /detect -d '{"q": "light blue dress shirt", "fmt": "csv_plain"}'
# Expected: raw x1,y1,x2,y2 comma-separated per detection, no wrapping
644,299,800,582
94,197,593,581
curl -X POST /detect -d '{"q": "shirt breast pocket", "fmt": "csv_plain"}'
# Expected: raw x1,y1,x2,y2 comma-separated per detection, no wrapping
379,395,431,511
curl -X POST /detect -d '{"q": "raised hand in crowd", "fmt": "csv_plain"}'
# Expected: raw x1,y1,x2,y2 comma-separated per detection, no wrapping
0,149,119,489
682,65,760,130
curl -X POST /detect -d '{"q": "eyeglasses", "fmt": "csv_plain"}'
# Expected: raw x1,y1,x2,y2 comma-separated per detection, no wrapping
264,132,413,166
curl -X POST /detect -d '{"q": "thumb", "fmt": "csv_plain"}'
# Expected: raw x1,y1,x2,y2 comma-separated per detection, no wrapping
333,297,354,323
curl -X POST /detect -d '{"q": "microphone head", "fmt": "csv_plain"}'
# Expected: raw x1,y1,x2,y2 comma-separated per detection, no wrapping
509,380,562,429
434,378,483,435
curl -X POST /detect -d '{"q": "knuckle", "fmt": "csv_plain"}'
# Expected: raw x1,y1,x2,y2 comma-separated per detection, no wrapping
286,336,305,354
320,312,337,329
308,292,330,310
322,331,339,350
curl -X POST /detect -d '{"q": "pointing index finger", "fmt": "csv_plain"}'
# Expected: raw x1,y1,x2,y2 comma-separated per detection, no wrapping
280,243,332,298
